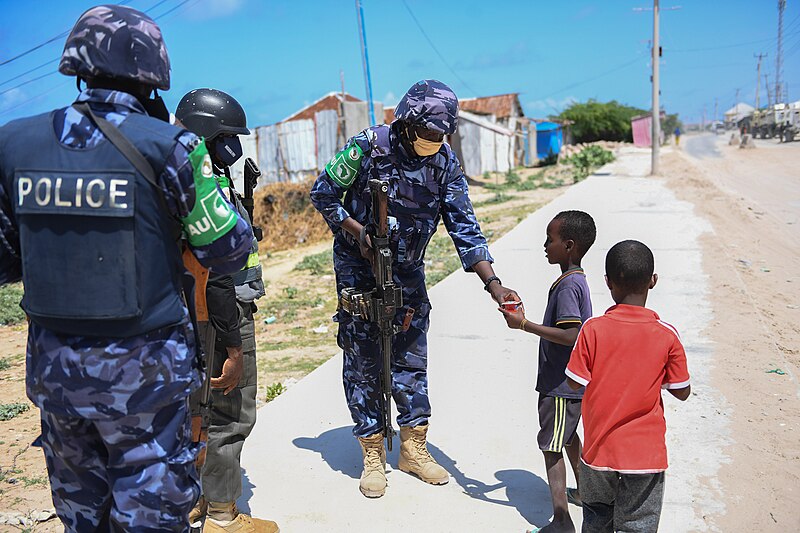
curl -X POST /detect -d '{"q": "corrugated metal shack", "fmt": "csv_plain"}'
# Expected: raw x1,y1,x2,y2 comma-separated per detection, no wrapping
386,92,538,176
232,91,543,187
230,92,382,186
456,93,537,175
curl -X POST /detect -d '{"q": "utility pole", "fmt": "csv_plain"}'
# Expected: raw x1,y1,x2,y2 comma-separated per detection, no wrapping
355,0,376,125
651,0,660,175
776,0,786,104
714,97,718,123
754,52,767,110
765,73,772,107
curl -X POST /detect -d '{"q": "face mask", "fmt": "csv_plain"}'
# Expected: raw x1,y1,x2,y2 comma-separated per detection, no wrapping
211,135,243,167
412,137,443,156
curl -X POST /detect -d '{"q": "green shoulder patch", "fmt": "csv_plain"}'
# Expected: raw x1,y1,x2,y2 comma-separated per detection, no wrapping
181,141,238,247
325,142,364,189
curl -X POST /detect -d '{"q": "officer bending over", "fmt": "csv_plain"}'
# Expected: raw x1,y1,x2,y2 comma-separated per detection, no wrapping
311,79,517,499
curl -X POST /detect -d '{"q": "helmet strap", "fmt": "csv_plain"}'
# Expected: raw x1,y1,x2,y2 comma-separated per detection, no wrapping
76,76,84,92
400,121,418,156
141,88,170,122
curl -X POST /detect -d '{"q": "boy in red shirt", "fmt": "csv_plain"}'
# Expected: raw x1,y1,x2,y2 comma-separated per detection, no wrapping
566,240,691,532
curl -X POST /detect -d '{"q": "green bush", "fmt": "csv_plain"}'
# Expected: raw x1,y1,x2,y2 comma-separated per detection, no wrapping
557,100,646,143
0,283,25,326
505,170,521,186
0,402,30,421
294,249,333,276
265,382,287,402
563,145,615,181
473,192,514,208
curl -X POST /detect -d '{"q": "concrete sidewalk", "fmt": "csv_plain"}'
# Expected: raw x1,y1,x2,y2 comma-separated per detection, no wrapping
239,147,727,532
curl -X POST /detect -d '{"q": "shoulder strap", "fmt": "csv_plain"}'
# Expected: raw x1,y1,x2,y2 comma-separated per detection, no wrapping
72,102,181,241
72,102,160,190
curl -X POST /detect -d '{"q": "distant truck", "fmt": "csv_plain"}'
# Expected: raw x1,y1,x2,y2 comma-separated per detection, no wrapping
750,106,779,139
777,101,799,143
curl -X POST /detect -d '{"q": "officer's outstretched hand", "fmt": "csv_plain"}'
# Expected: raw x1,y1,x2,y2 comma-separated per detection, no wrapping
488,283,519,306
211,345,243,395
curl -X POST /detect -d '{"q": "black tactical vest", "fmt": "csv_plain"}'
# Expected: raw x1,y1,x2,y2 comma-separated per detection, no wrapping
0,109,187,337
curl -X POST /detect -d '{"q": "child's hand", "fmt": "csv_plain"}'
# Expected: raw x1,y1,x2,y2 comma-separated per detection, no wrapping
498,300,526,329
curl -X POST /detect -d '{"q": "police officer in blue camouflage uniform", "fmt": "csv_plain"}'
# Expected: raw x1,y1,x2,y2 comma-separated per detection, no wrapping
0,5,251,531
176,89,276,533
310,79,517,498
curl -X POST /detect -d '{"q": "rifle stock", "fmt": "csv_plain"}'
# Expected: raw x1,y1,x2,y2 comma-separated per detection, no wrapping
182,248,217,469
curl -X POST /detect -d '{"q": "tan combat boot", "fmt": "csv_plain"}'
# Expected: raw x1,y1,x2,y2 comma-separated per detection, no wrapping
189,495,207,527
398,424,449,485
357,433,387,498
203,502,279,533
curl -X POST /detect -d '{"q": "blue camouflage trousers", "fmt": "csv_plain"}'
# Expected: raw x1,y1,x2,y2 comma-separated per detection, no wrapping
335,245,432,438
39,397,200,532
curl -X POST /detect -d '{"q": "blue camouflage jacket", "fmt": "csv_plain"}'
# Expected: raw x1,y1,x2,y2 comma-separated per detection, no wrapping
0,89,252,418
310,121,492,277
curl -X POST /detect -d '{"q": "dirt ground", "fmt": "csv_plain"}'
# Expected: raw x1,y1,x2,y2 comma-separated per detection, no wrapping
0,165,569,532
6,138,796,531
662,135,800,531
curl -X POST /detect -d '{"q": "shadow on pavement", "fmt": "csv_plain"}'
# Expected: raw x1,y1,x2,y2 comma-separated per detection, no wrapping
236,469,255,514
294,426,553,527
429,443,553,527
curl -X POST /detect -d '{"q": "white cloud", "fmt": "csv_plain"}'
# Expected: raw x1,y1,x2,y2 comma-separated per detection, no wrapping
0,88,26,108
525,96,577,115
382,91,397,106
186,0,246,20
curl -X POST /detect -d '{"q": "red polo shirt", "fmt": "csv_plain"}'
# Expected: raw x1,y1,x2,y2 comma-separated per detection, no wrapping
566,304,690,473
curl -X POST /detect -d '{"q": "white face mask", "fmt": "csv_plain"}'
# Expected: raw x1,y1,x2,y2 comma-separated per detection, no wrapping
412,137,443,156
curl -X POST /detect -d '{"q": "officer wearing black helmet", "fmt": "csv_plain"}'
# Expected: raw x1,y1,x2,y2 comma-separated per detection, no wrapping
0,5,252,532
176,89,276,533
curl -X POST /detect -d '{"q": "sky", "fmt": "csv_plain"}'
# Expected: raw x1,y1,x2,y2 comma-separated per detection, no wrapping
1,0,798,128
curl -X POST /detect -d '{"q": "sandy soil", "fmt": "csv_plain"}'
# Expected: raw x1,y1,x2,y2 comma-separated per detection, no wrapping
0,167,566,532
663,135,800,531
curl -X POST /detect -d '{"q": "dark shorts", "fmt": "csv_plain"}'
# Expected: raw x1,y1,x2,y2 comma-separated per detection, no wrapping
537,394,582,452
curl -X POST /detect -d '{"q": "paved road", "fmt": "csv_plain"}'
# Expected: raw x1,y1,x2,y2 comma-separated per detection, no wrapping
683,133,723,159
238,147,724,532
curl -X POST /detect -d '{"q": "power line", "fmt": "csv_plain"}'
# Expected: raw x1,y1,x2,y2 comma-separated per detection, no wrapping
534,56,644,102
399,0,480,97
670,36,776,53
0,80,71,117
0,72,55,97
0,0,136,68
0,58,58,89
0,0,194,115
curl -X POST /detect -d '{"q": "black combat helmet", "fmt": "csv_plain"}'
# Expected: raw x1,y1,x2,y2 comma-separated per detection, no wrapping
175,89,249,140
176,88,250,167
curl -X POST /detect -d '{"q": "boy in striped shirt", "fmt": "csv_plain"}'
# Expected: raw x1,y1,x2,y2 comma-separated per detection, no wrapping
501,210,596,533
566,240,691,532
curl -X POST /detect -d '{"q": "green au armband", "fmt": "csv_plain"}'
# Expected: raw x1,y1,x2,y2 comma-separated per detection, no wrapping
181,141,238,247
325,142,364,189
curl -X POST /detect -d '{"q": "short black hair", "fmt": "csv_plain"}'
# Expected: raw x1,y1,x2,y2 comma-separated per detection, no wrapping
605,240,655,293
553,210,596,257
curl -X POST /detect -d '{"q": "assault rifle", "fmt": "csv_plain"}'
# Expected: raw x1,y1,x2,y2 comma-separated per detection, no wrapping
242,157,263,242
339,179,404,451
183,249,217,469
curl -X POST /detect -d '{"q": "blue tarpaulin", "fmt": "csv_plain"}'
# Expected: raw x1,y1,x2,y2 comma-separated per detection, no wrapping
536,122,563,160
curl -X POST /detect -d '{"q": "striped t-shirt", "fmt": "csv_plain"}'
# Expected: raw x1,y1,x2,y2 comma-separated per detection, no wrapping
536,268,592,399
